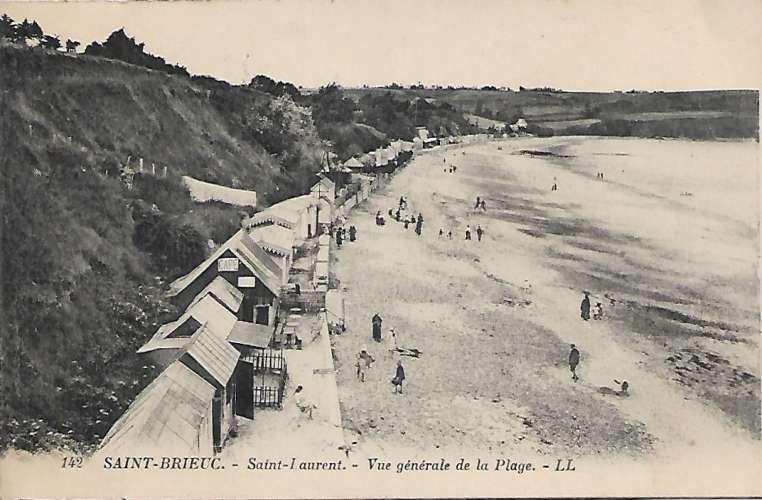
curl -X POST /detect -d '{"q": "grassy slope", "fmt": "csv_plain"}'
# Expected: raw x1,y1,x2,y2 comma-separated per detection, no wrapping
0,45,323,452
344,88,759,138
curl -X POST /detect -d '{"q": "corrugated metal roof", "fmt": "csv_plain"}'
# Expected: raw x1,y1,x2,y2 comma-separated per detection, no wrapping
184,324,240,387
98,362,215,455
227,321,273,348
189,276,243,314
168,230,282,298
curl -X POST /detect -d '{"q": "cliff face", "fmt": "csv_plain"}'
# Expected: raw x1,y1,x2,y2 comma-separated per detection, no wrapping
0,44,324,452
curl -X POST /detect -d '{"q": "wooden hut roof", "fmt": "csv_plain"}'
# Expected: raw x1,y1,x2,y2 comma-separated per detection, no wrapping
98,361,215,455
188,276,244,314
167,230,283,298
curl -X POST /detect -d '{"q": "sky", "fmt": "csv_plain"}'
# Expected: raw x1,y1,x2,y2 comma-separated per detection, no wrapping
2,0,761,91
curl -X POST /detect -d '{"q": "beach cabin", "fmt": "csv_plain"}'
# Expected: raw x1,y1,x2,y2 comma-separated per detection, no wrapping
137,293,238,367
249,223,295,284
245,194,316,241
310,176,336,226
176,324,240,451
98,362,217,456
167,230,283,327
106,317,240,455
343,157,364,173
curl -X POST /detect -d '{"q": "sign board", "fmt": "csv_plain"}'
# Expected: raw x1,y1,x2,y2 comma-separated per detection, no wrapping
217,258,239,272
237,276,257,288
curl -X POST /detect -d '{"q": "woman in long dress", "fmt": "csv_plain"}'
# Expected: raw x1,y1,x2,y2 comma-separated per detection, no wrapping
391,361,406,394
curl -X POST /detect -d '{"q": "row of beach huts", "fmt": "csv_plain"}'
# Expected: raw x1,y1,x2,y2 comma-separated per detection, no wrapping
96,131,490,457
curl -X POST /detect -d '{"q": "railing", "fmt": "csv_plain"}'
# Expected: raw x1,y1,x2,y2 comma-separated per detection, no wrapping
280,290,327,312
253,386,284,408
251,348,287,374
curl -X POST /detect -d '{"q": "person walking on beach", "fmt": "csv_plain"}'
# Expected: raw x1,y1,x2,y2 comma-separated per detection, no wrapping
569,344,580,382
480,199,487,211
391,360,406,394
465,224,472,240
580,292,591,321
551,177,558,191
356,347,375,383
476,224,484,242
447,229,453,240
372,313,383,342
439,228,444,238
415,213,424,236
475,196,481,209
294,386,317,419
349,225,357,242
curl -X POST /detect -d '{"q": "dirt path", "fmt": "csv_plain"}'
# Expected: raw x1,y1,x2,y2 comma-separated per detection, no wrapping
333,140,760,463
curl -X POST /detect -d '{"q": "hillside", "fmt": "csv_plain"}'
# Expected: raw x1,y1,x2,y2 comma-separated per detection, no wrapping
0,43,326,452
344,88,759,139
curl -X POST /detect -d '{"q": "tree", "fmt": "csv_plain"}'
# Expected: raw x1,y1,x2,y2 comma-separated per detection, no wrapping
0,14,14,40
65,39,80,53
13,18,31,43
28,20,43,39
40,34,61,51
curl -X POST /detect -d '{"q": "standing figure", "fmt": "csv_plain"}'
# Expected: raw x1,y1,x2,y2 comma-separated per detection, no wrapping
391,360,406,394
349,225,357,242
356,347,375,383
475,196,481,209
551,177,558,191
415,213,423,236
465,224,472,240
480,199,487,211
439,228,444,237
476,224,484,241
336,227,343,247
389,327,398,353
593,302,603,320
404,218,410,230
372,313,383,342
569,344,580,382
447,229,453,240
580,292,591,321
